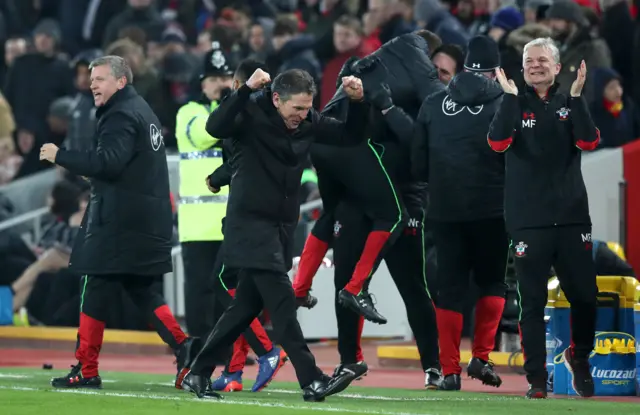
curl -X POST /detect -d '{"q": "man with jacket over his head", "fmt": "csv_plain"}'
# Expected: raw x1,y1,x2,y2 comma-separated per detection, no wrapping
39,55,195,389
412,35,507,392
181,68,367,402
293,30,444,325
488,37,600,399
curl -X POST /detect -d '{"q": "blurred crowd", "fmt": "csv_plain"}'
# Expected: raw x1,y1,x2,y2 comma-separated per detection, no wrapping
0,0,639,326
0,0,639,184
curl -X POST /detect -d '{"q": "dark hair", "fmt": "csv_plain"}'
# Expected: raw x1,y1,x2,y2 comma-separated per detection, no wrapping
50,180,81,221
271,69,316,101
432,44,465,74
235,59,270,83
414,29,443,54
334,15,363,36
273,15,299,37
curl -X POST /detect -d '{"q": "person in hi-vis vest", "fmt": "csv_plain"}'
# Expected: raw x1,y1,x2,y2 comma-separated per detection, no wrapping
175,42,233,340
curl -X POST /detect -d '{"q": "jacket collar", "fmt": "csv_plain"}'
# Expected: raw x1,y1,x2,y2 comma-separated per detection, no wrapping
525,82,560,101
96,85,137,117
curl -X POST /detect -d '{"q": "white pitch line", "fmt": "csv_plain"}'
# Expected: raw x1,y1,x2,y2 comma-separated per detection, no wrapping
0,385,434,415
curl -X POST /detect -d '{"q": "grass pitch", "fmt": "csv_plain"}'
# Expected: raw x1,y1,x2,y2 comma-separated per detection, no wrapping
0,368,637,414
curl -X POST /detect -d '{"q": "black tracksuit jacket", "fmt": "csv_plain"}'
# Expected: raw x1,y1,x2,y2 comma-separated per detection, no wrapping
487,83,600,232
411,72,505,221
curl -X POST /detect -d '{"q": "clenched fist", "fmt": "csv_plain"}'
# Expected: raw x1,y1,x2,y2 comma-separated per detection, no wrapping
342,75,364,101
246,69,271,90
39,143,59,163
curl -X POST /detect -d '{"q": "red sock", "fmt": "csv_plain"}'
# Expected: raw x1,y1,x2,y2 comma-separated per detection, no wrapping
355,316,365,362
293,234,329,297
472,296,505,361
153,304,187,345
344,230,390,295
76,312,105,378
249,318,273,353
436,307,463,376
228,288,273,355
228,336,250,373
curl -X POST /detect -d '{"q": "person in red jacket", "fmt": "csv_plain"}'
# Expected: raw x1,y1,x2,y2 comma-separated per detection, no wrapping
320,16,369,109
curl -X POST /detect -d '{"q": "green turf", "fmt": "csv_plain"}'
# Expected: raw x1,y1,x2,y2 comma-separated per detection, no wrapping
0,368,637,414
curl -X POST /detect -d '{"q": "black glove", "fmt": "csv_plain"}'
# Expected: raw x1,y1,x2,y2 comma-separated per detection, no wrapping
367,83,393,110
352,55,379,75
335,56,360,89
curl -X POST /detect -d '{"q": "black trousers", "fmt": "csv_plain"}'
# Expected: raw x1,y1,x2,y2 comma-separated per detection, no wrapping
431,218,509,313
310,142,406,291
210,245,271,361
190,268,323,388
78,274,186,377
80,274,182,347
311,141,405,235
182,241,225,338
332,202,440,370
511,225,597,382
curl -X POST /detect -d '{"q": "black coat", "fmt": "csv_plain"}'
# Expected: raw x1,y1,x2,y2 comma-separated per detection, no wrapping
55,85,173,276
411,72,504,222
487,84,600,232
205,84,365,272
321,33,444,210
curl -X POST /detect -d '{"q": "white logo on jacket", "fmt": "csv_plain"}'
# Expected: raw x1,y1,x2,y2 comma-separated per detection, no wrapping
442,95,483,116
150,124,163,151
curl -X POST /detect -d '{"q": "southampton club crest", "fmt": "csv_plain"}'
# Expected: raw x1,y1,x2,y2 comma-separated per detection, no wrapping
514,241,528,258
333,221,342,237
556,107,570,121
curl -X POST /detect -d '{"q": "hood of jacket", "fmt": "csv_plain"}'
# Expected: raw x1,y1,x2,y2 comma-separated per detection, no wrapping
447,71,503,106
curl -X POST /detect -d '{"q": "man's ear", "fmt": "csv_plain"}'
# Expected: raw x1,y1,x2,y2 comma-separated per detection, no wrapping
272,92,279,108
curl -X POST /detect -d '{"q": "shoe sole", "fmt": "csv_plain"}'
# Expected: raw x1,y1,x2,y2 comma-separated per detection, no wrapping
252,352,289,392
468,373,502,388
526,391,547,399
222,381,243,392
323,373,359,398
338,297,387,325
51,382,102,389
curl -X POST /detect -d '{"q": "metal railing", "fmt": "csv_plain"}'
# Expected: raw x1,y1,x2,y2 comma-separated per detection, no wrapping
0,207,49,242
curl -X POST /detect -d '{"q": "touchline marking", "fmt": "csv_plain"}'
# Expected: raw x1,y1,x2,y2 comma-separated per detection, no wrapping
0,374,33,379
266,389,513,402
0,386,434,415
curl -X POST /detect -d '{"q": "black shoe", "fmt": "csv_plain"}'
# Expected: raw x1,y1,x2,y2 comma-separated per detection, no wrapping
296,294,318,309
50,362,82,387
182,371,222,399
302,372,356,402
467,357,502,387
333,361,369,381
425,368,443,390
51,363,102,389
175,337,201,389
303,376,331,402
338,290,387,324
563,347,594,397
438,374,461,391
526,378,548,399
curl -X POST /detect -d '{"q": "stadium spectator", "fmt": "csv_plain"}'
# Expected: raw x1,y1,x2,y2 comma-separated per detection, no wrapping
431,43,464,84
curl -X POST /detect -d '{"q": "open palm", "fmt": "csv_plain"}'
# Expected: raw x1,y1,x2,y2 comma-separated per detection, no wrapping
495,68,518,95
